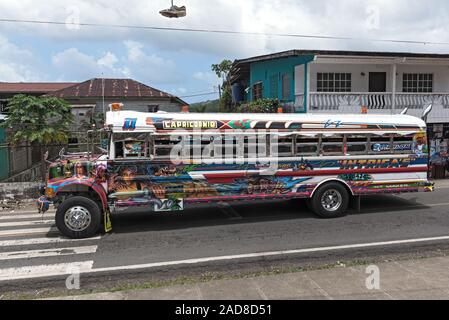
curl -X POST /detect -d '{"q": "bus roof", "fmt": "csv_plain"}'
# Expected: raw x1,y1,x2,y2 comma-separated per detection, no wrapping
106,111,426,134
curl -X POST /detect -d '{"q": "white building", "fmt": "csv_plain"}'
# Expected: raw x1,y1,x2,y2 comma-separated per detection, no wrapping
231,50,449,122
230,50,449,162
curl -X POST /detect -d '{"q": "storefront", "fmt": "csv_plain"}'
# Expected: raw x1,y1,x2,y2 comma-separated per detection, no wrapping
427,123,449,179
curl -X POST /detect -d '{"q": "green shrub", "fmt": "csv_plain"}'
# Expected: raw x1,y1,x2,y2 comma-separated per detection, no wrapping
236,98,280,113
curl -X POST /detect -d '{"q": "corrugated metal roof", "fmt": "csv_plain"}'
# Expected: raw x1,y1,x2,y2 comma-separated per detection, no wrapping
234,49,449,65
0,82,78,93
47,78,177,99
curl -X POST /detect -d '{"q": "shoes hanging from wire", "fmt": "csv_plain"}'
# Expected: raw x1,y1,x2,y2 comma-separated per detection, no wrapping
160,0,186,18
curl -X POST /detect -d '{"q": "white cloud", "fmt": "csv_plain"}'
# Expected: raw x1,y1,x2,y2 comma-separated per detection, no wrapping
123,40,180,84
193,71,219,86
2,0,449,57
97,52,119,69
0,34,40,81
51,42,179,85
52,48,130,81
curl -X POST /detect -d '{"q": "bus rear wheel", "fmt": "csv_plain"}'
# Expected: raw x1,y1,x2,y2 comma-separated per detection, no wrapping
311,183,349,219
55,196,102,239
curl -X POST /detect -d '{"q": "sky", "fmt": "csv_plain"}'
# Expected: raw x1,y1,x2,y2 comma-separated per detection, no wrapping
1,0,449,103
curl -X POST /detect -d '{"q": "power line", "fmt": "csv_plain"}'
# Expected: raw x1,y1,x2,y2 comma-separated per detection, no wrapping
1,18,449,46
179,91,218,98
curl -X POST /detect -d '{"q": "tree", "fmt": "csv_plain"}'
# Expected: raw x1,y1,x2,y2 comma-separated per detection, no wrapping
2,95,74,144
211,59,233,112
0,94,74,181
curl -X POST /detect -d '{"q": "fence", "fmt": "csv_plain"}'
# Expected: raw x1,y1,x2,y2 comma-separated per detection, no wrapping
0,130,105,182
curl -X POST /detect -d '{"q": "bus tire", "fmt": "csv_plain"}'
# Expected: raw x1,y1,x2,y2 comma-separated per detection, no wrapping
55,196,102,239
311,182,349,219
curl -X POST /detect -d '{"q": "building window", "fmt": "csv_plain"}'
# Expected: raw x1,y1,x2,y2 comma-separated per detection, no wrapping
282,73,291,100
269,75,278,99
317,73,351,92
253,82,263,101
402,73,433,93
148,105,159,112
0,100,7,113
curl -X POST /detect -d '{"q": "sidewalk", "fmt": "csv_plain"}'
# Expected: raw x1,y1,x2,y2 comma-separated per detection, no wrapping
50,255,449,300
433,179,449,188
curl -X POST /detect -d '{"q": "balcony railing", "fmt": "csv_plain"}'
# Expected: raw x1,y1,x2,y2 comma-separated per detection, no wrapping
303,92,449,114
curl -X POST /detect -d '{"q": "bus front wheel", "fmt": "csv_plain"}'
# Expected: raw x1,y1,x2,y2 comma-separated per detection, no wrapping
311,183,349,219
55,196,102,239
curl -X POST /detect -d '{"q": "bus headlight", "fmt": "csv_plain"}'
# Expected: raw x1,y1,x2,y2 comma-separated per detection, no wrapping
45,187,55,198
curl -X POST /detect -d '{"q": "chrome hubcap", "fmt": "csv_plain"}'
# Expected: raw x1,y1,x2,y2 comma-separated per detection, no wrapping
321,189,342,212
64,206,91,232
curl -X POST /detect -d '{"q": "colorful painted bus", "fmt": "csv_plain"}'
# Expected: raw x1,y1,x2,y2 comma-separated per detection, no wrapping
39,107,433,239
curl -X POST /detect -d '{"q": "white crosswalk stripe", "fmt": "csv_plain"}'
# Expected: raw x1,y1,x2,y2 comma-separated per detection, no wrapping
0,210,56,215
0,236,101,247
0,226,58,237
0,210,101,281
0,213,55,220
0,261,94,281
0,245,98,261
0,220,54,228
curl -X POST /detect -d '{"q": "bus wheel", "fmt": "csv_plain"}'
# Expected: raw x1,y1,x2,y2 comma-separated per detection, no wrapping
55,196,102,239
311,183,349,219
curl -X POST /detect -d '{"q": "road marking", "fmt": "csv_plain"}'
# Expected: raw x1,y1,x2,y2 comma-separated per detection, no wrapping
0,261,93,281
0,227,58,238
0,245,98,261
218,202,242,220
84,235,449,276
0,220,54,228
0,213,54,220
3,234,449,281
0,236,101,247
0,210,56,215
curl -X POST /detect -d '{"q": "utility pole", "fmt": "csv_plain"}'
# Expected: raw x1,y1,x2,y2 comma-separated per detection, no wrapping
102,76,105,115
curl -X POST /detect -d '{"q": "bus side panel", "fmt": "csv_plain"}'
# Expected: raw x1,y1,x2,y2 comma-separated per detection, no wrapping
107,161,251,209
106,154,431,210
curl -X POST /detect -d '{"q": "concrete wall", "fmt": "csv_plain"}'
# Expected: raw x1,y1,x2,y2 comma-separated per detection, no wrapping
8,143,32,176
3,163,42,183
0,182,41,202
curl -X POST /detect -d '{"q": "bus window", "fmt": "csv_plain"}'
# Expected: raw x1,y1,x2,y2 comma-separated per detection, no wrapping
370,135,393,154
152,135,181,159
346,135,368,154
214,136,238,159
123,139,144,158
186,135,215,159
321,135,344,155
296,136,318,156
392,134,414,154
244,136,267,158
114,133,149,159
270,136,293,157
115,141,124,158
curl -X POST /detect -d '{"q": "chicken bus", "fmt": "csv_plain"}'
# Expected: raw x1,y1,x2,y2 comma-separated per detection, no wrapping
39,105,433,239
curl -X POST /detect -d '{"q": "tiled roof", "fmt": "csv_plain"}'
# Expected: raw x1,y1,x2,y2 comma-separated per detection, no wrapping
0,82,78,93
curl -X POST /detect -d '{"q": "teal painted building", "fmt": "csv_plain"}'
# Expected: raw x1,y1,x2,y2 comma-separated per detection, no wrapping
230,50,316,112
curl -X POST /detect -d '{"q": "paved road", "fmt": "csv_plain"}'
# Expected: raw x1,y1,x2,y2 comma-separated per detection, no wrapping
1,186,449,295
